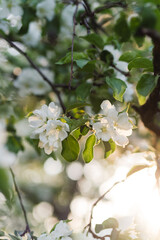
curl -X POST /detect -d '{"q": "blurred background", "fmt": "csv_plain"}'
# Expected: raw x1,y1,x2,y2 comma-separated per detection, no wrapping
1,0,160,240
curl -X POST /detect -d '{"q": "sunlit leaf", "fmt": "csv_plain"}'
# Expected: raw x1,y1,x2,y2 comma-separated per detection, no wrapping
83,134,96,163
106,77,127,102
127,164,150,178
61,135,80,162
103,139,116,158
66,102,91,113
95,218,119,233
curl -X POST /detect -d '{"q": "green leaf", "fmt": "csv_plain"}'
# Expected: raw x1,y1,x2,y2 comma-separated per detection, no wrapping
0,168,10,200
137,94,146,106
128,57,153,70
129,16,141,34
61,135,80,162
95,218,119,233
76,83,92,100
75,59,90,68
127,164,150,178
100,50,114,65
64,117,89,132
114,13,130,42
119,51,139,63
83,134,96,163
106,77,127,102
56,52,89,65
0,231,5,237
103,139,116,158
81,34,104,49
6,136,24,154
72,125,90,140
9,234,21,240
136,74,157,105
66,102,91,113
71,128,82,140
80,125,89,136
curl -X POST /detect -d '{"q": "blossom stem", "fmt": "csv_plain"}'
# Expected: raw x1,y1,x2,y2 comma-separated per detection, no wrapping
10,168,33,239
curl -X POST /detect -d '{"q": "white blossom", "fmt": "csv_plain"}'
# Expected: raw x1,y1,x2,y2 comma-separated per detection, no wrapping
22,22,41,47
37,221,72,240
36,0,55,21
14,68,54,96
0,0,23,19
7,14,22,30
28,103,69,155
53,220,72,239
92,118,112,142
92,100,133,148
100,100,118,122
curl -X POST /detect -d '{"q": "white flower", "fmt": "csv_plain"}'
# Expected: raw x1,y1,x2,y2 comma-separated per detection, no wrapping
93,118,112,142
37,221,72,240
46,120,69,142
36,0,55,21
111,112,133,147
53,220,72,239
7,14,22,30
14,68,54,96
100,100,118,122
91,100,133,148
0,0,23,19
22,22,41,47
28,102,69,155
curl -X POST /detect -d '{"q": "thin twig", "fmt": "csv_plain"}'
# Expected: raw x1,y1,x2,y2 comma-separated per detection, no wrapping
84,179,125,238
69,3,79,89
82,0,106,33
10,168,33,239
0,34,66,113
111,63,130,77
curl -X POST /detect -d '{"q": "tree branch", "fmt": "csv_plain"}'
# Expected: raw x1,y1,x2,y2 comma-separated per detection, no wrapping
69,3,79,89
0,34,66,113
10,168,33,239
94,1,127,14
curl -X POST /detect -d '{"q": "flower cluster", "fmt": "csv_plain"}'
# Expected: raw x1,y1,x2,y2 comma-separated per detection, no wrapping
92,100,133,147
38,221,72,240
14,68,54,96
28,102,69,155
0,0,23,33
36,0,55,21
